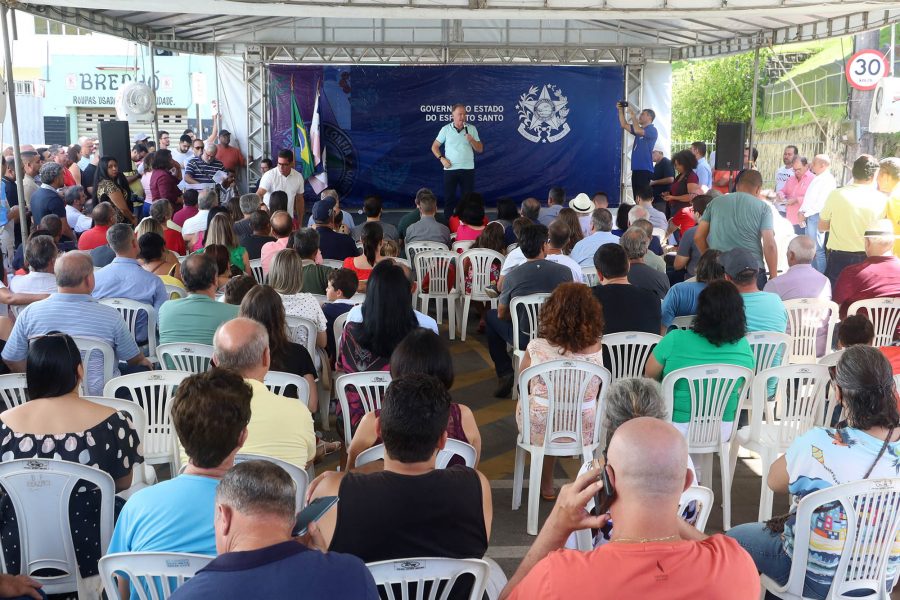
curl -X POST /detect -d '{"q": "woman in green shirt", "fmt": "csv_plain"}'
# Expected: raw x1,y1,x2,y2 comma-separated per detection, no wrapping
645,280,754,435
204,212,251,275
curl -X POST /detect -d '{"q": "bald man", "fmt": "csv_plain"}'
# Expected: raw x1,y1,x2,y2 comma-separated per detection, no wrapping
212,318,317,468
502,418,759,599
260,210,294,274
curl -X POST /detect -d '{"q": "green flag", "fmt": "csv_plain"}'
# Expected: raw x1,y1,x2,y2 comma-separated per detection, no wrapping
291,93,314,179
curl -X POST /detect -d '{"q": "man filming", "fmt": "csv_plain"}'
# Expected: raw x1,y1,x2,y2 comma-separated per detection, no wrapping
617,101,658,198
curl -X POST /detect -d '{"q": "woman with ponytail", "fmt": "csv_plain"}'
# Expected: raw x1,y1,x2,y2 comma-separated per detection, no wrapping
343,221,385,292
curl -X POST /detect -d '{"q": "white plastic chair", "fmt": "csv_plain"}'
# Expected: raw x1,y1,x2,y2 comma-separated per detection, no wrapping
513,359,611,535
164,284,186,300
99,298,159,363
783,298,839,362
157,342,214,374
745,331,792,376
581,266,600,287
451,239,475,254
367,557,490,600
662,363,753,530
0,372,28,410
234,453,309,511
670,314,695,330
321,259,344,269
248,258,265,284
85,395,158,494
456,248,504,341
354,438,478,470
103,371,191,473
263,370,311,408
285,314,318,359
335,371,392,448
818,349,846,368
602,332,661,380
72,335,116,397
405,240,448,261
414,250,459,339
731,364,829,521
333,312,350,353
99,552,213,600
506,243,518,253
848,297,900,347
0,459,115,597
509,293,551,400
761,478,900,600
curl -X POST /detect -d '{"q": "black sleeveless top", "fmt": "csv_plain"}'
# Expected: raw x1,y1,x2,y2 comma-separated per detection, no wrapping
330,465,488,563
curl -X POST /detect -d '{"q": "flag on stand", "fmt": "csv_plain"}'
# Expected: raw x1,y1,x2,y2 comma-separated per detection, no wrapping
309,82,328,194
291,86,314,180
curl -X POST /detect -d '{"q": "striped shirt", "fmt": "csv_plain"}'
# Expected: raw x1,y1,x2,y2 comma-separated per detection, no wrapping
2,294,140,396
185,156,224,184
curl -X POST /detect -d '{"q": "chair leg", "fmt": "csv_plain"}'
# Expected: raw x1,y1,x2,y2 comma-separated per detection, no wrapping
435,295,444,324
448,297,456,341
460,297,471,341
512,446,525,510
757,449,776,522
719,447,733,531
317,380,331,432
527,449,545,535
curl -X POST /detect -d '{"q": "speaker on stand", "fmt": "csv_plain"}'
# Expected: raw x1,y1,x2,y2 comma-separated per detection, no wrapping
97,120,132,176
714,121,748,192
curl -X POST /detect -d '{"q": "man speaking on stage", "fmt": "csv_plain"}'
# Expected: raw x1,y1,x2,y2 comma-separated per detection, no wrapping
431,104,484,220
617,101,658,197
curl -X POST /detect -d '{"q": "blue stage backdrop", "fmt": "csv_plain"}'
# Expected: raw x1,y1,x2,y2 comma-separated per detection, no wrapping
269,65,624,208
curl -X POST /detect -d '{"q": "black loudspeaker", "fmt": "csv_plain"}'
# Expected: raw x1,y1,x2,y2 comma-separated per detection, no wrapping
97,120,132,172
714,122,747,170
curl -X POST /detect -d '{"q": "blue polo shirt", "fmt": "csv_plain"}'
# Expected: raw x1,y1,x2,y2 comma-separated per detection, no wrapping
630,122,657,173
436,123,480,171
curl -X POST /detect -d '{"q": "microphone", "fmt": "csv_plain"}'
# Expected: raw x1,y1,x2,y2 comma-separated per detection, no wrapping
464,126,469,135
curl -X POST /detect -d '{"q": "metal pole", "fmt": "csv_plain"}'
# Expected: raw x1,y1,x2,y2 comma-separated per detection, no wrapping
747,45,761,169
148,41,159,146
1,5,28,241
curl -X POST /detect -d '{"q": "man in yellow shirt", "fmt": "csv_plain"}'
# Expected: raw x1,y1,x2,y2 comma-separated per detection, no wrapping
877,157,900,257
211,317,316,469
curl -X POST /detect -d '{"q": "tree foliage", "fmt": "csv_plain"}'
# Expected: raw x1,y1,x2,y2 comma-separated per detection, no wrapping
672,50,770,141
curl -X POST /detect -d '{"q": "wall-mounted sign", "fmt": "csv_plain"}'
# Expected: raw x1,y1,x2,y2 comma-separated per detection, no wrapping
846,49,888,91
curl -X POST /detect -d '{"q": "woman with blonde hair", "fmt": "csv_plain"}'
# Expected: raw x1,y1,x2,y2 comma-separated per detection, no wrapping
556,207,585,255
268,249,327,353
136,219,182,280
204,213,250,275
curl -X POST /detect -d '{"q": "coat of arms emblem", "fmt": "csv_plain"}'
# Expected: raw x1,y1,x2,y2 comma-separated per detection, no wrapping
516,84,570,143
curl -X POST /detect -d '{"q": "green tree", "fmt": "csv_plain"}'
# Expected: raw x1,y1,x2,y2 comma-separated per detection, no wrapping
672,51,770,141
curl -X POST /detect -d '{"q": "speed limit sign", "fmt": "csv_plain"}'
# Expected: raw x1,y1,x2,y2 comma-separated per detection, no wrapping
846,49,889,91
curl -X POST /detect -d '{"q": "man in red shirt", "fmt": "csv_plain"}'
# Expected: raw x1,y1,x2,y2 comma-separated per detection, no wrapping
76,203,115,251
834,219,900,321
501,417,759,600
215,130,246,172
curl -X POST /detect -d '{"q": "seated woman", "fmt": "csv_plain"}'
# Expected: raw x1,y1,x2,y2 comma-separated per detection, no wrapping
346,329,481,470
205,244,238,293
517,282,605,500
645,280,754,441
343,221,384,290
338,260,421,432
660,249,723,334
556,208,584,255
239,285,318,412
138,232,183,288
204,213,250,275
463,221,507,332
455,196,487,242
0,333,142,578
728,345,900,600
149,199,186,256
268,249,327,353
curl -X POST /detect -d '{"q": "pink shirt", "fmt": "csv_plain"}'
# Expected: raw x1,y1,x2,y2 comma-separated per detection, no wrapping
260,237,290,274
455,224,485,242
782,169,815,225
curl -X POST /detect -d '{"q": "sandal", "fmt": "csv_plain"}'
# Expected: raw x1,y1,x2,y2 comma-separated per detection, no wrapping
315,440,342,462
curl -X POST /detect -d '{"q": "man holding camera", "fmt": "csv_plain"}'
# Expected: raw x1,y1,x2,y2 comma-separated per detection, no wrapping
431,104,484,221
617,101,658,198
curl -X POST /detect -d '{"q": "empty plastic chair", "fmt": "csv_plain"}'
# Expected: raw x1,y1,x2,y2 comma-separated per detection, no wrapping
367,557,490,600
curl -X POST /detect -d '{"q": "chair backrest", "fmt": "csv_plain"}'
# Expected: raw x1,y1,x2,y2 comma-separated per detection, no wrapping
248,258,265,284
510,293,551,352
0,372,28,410
0,459,115,595
71,335,116,396
354,439,478,470
99,298,159,359
451,239,475,254
506,242,518,253
518,359,612,453
263,370,312,408
367,557,490,600
321,259,344,269
848,297,900,347
333,312,350,352
414,250,457,295
285,315,317,358
102,371,191,465
602,332,661,380
405,241,448,261
747,364,829,446
391,257,411,269
99,552,213,600
818,350,845,368
84,395,152,487
783,298,839,362
234,453,310,510
784,478,900,599
310,293,327,305
335,371,392,446
164,284,186,300
156,343,214,374
581,266,600,287
745,331,792,375
678,485,715,533
661,364,754,450
457,249,504,301
670,315,695,331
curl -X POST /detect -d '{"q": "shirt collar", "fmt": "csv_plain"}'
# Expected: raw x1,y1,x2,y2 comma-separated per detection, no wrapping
111,257,139,265
40,183,58,191
201,541,306,573
52,293,96,302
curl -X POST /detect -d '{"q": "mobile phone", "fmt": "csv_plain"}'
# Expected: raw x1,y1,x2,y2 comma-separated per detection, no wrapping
292,496,338,537
594,454,616,514
618,100,629,108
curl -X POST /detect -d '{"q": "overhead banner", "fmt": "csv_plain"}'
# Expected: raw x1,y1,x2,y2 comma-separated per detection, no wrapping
269,65,624,208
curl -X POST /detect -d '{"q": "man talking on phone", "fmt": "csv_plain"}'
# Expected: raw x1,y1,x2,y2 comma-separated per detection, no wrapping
617,101,658,199
431,104,484,221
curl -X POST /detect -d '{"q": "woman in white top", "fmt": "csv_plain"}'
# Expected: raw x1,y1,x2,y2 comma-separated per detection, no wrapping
268,248,327,351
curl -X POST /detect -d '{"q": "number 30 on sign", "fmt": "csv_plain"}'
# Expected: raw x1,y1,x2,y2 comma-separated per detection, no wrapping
846,49,889,91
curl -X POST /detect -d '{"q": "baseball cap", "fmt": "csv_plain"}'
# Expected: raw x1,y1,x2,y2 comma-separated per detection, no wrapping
719,248,759,278
653,144,665,153
219,130,231,137
132,134,149,144
312,198,337,223
570,193,593,214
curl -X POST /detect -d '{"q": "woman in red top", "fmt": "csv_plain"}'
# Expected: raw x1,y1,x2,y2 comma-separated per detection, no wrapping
343,221,384,291
148,149,183,209
149,198,186,256
449,192,489,233
662,149,700,218
455,200,487,242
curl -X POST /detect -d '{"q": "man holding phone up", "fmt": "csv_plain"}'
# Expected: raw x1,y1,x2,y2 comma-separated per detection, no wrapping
617,101,658,199
431,104,484,221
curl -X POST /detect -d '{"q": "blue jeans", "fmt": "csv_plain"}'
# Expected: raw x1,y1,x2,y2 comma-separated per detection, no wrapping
805,214,826,273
